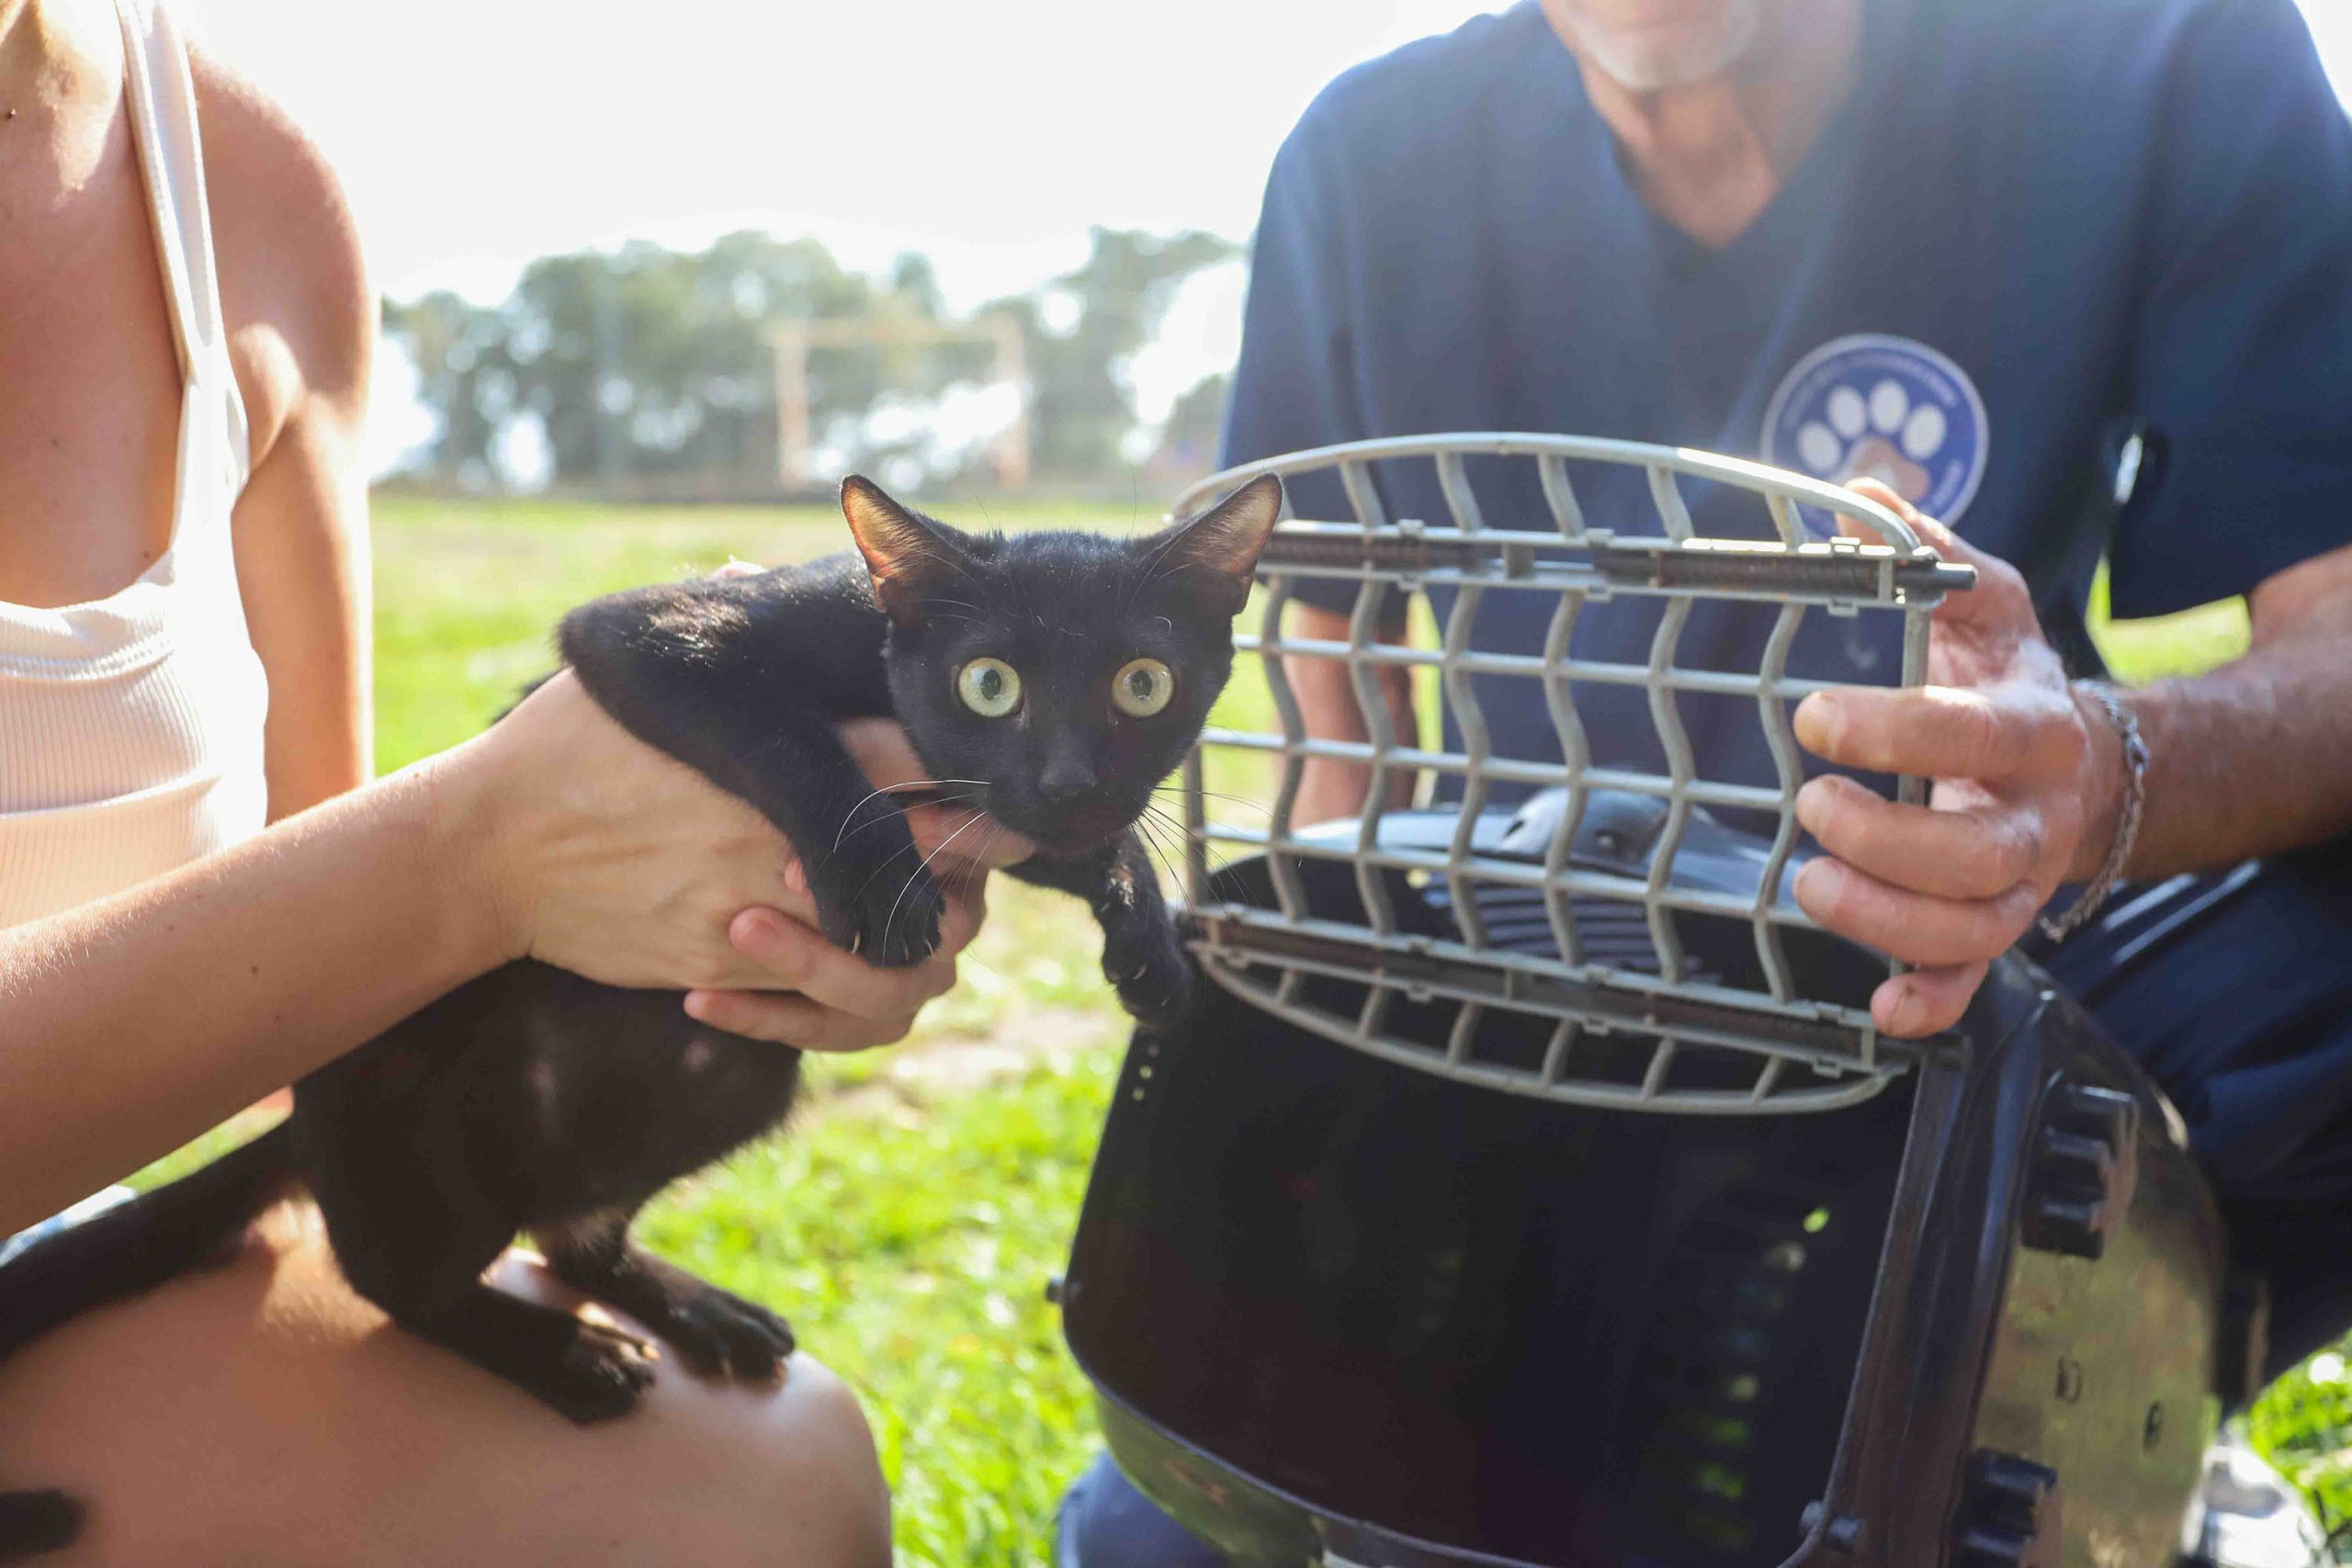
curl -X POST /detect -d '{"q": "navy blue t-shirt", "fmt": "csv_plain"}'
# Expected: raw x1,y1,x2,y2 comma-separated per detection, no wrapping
1222,0,2352,796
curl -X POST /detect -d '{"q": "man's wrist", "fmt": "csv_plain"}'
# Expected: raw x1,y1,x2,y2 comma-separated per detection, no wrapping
2067,680,2130,884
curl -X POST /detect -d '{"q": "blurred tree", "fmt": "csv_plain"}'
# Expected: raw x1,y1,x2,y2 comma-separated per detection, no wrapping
383,225,1235,494
984,227,1236,479
386,232,971,492
1152,371,1230,480
379,291,511,490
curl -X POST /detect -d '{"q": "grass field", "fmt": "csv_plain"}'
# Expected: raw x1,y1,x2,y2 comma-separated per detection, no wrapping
146,491,2319,1562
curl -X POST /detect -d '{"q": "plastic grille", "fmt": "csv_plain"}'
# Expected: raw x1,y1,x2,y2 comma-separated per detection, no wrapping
1174,434,1972,1115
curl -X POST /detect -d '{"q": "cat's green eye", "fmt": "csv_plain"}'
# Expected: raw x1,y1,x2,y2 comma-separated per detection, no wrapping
1111,658,1175,718
956,658,1022,717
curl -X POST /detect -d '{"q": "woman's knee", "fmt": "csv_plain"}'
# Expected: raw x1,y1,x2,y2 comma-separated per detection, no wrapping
606,1345,892,1568
0,1213,889,1566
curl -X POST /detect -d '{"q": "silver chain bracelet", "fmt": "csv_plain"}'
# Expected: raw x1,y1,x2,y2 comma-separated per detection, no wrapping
2037,681,2149,943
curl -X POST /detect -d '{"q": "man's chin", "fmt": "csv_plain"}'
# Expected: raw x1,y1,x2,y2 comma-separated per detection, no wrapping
1557,1,1761,91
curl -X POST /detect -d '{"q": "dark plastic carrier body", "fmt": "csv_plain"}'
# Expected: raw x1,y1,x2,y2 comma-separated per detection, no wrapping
1062,800,2233,1567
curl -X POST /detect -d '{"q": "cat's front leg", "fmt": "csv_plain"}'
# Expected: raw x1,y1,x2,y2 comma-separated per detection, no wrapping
560,584,943,968
540,1212,796,1384
1012,831,1193,1030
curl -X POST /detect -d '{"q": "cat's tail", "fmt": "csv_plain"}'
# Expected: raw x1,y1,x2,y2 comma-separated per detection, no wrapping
0,1119,299,1358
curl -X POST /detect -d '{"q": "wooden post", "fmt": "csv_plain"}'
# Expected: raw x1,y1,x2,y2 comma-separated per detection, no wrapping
771,315,1031,492
770,322,810,491
989,312,1030,490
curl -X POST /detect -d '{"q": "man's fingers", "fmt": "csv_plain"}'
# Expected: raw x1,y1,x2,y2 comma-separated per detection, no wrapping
1870,962,1990,1038
1794,776,2042,900
1836,479,2030,632
1794,683,2053,779
1837,478,1946,549
682,988,922,1051
1792,857,2041,967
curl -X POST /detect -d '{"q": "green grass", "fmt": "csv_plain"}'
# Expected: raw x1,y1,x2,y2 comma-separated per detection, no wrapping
636,1046,1118,1563
138,495,2322,1560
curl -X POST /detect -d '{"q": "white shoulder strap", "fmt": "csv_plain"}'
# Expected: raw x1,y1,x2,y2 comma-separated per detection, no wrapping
116,0,253,494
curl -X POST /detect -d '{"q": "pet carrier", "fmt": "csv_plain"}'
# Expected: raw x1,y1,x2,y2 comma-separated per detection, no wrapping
1057,436,2256,1568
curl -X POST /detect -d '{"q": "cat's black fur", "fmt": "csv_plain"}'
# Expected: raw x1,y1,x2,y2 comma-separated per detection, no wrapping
0,473,1283,1559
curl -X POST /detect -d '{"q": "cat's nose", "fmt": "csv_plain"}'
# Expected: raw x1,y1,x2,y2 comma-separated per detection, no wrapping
1039,754,1098,803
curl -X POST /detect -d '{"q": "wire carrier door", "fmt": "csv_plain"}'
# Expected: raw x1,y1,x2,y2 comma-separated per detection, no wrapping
1173,434,1974,1115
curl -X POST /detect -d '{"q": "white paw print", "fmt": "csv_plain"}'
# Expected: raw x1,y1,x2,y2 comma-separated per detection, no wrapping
1793,378,1948,504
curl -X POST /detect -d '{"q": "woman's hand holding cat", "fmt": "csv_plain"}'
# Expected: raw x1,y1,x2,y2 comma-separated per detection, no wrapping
458,683,1024,1049
679,719,1034,1048
455,671,823,992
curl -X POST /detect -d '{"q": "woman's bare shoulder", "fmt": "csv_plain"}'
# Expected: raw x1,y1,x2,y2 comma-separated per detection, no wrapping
188,51,371,466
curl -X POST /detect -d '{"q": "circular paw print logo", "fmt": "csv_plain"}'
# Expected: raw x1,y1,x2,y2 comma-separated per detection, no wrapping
1761,334,1989,536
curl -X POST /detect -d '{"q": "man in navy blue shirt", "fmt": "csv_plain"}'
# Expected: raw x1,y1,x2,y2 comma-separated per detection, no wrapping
1060,0,2352,1562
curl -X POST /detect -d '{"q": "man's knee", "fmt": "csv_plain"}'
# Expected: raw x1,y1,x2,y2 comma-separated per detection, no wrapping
1057,1451,1227,1568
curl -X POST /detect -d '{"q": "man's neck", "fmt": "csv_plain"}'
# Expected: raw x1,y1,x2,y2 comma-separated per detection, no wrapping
1544,0,1864,249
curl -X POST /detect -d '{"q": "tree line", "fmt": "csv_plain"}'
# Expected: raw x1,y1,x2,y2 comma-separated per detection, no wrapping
383,227,1235,497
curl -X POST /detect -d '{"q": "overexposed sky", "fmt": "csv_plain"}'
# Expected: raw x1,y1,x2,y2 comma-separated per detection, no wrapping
186,0,1505,308
179,0,2352,474
185,0,1510,469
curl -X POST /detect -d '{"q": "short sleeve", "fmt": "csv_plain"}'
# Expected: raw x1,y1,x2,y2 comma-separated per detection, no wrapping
2112,0,2352,617
1220,121,1374,615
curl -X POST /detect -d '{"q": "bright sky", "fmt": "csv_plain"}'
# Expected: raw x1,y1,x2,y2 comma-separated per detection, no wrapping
180,0,2352,473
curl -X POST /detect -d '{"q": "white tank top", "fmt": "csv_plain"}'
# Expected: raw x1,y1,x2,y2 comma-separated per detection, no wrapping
0,0,267,928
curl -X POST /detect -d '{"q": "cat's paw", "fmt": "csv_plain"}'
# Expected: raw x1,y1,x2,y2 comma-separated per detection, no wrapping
1103,919,1195,1032
0,1488,85,1560
659,1286,797,1384
830,866,944,970
548,1318,661,1424
810,820,944,969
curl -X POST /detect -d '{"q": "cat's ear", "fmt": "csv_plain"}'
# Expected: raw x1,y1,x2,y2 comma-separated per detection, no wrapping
1148,473,1284,616
841,475,967,626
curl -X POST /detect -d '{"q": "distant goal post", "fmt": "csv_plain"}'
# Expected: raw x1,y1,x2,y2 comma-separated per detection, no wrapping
768,315,1030,491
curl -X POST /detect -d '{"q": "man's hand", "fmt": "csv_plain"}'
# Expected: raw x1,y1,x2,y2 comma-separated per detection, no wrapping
1790,481,2122,1038
679,717,1033,1049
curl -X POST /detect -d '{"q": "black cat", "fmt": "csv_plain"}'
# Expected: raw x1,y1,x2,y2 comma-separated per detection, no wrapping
0,472,1283,1560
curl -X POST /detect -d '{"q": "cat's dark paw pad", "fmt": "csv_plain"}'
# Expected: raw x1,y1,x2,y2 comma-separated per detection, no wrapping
0,1488,85,1560
1104,928,1194,1031
834,871,943,970
812,838,944,970
662,1288,797,1383
550,1319,660,1424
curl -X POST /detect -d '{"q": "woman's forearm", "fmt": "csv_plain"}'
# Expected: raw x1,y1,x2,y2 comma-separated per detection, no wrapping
0,750,505,1232
0,672,1025,1232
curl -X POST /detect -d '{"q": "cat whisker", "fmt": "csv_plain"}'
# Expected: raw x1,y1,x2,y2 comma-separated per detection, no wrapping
1135,824,1185,896
835,791,981,845
842,824,933,896
1149,784,1272,818
880,809,989,957
1133,808,1250,893
832,780,991,851
1139,799,1194,840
